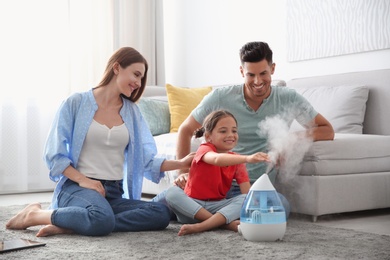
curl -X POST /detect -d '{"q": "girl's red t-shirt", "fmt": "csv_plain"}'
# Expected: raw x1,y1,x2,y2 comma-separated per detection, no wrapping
184,142,250,200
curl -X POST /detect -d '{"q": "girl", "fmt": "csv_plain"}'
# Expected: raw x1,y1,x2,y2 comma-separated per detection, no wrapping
166,110,270,236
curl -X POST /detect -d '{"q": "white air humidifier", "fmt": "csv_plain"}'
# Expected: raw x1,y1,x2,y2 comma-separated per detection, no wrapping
238,173,286,242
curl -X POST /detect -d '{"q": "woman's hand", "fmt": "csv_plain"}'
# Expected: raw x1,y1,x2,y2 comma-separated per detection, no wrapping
179,152,195,168
160,152,195,172
79,178,106,197
63,166,106,197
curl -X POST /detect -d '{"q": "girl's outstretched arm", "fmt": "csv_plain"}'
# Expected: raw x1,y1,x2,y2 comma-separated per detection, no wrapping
202,151,270,167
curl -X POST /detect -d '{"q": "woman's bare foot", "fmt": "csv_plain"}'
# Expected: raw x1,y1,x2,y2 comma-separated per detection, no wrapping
36,225,73,237
6,203,42,230
221,220,240,232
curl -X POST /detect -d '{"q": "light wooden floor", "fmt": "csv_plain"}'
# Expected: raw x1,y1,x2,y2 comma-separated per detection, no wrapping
1,192,389,236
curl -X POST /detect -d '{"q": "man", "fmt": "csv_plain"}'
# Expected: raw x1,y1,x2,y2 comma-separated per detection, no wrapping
173,41,334,206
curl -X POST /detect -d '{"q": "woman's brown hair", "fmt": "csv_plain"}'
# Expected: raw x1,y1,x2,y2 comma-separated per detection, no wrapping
96,47,148,102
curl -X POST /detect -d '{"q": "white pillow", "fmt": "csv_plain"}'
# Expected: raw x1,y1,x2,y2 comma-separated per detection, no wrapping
289,85,369,134
154,132,204,160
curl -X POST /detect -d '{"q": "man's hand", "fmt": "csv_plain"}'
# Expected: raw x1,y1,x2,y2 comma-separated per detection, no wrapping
174,173,189,189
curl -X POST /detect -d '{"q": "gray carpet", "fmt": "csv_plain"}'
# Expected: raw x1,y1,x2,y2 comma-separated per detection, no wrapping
1,203,389,260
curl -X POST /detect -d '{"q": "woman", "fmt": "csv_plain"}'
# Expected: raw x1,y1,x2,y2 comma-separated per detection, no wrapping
6,47,193,237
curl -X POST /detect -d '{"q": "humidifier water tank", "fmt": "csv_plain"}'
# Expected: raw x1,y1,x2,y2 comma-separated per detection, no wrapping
238,173,286,242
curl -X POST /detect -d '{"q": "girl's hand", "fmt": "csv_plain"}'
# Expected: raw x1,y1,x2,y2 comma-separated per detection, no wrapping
246,152,271,164
79,178,106,197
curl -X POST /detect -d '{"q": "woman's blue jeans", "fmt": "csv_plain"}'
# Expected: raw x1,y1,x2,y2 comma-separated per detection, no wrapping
52,179,170,236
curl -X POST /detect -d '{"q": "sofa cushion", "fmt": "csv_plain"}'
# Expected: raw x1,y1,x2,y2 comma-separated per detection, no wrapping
166,84,212,133
154,132,204,159
299,133,390,176
138,97,170,136
289,85,369,134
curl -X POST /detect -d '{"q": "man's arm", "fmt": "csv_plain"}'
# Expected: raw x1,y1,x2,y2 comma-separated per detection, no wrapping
308,113,335,141
174,115,202,188
176,114,202,160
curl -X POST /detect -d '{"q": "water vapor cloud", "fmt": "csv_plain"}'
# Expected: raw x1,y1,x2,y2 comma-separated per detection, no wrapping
257,115,313,179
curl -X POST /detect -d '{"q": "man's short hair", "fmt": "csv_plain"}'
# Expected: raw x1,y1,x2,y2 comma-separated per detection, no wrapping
239,42,273,65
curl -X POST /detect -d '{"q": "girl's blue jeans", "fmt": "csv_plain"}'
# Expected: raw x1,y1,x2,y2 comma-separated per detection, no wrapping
153,185,290,220
52,179,170,236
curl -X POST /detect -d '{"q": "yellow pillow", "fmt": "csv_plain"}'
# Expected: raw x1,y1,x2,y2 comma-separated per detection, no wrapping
166,83,212,132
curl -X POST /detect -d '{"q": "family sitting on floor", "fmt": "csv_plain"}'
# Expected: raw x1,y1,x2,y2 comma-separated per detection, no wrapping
6,41,334,237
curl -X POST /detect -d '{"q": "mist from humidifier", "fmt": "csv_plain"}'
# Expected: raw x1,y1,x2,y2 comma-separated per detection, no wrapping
238,115,314,242
258,115,313,178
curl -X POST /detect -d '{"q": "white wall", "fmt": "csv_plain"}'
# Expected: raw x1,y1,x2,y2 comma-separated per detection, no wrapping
163,0,390,87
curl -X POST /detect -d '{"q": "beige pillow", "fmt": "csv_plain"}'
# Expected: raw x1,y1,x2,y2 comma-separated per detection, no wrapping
166,84,212,132
289,85,369,134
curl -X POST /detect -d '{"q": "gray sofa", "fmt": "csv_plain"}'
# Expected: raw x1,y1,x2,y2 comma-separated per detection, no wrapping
139,69,390,221
276,69,390,221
